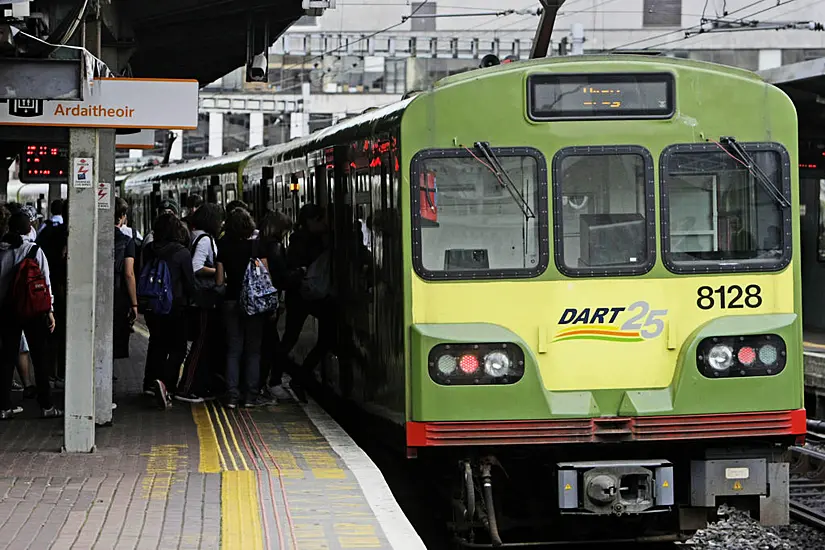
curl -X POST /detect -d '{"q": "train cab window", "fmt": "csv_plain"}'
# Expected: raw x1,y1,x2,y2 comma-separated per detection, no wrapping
552,146,656,276
661,143,791,273
411,147,549,280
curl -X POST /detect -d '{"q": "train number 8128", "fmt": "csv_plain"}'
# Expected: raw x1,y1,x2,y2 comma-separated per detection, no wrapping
697,285,762,310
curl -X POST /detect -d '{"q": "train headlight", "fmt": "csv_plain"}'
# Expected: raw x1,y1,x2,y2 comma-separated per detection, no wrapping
436,355,457,375
697,335,787,378
708,345,734,372
484,351,511,377
759,344,778,366
428,343,525,385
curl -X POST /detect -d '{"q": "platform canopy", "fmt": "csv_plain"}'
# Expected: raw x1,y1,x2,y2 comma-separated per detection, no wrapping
760,58,825,140
20,0,315,84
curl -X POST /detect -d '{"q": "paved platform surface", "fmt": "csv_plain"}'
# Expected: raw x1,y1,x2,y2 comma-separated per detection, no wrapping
0,330,423,550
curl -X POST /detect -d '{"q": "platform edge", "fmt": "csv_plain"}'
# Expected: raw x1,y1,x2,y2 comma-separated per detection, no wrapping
301,399,427,550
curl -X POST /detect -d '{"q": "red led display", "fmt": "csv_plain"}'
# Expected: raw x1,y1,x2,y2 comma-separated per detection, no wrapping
19,144,69,183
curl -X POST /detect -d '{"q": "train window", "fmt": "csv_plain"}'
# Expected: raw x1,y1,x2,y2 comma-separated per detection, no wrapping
552,146,656,277
661,143,792,274
410,147,549,280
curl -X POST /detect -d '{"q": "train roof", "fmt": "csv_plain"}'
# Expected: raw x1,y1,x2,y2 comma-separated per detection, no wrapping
124,148,265,185
434,54,764,90
250,97,416,163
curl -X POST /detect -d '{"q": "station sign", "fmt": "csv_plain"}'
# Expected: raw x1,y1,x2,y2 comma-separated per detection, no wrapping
0,78,198,130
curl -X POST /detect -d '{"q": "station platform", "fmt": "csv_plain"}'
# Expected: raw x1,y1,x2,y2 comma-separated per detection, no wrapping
0,330,423,550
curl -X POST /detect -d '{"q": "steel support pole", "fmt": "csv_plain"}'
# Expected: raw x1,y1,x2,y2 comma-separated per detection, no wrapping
94,129,115,425
64,127,99,452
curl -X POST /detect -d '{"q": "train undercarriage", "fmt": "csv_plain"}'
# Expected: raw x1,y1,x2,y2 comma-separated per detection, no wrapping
442,442,791,547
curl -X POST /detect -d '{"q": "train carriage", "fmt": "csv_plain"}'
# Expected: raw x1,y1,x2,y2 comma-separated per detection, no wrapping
122,54,805,545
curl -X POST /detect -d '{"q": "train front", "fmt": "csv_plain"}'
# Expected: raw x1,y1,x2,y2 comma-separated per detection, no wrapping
400,56,805,544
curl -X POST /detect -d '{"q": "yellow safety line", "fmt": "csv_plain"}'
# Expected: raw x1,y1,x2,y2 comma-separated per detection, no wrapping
220,405,250,471
209,401,239,471
221,470,264,550
192,403,224,473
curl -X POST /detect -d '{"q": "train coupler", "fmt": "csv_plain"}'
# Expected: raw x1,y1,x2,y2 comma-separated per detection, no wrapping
557,459,674,515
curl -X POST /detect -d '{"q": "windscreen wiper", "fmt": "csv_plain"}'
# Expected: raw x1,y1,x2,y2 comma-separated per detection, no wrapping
719,136,791,208
474,141,536,220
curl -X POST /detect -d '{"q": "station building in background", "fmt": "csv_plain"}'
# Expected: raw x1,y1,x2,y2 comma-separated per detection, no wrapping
116,0,825,170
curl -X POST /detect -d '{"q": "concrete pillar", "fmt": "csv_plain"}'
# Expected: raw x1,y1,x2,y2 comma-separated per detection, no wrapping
65,127,100,452
94,129,115,426
209,112,223,157
290,112,308,139
250,112,264,148
759,49,782,70
170,130,183,161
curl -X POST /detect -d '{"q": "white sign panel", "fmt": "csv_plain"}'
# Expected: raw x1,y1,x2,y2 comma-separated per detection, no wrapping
116,129,155,150
0,78,198,130
73,157,93,188
97,181,111,209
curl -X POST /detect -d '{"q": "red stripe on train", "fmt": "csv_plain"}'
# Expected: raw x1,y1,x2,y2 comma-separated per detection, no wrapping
406,409,806,447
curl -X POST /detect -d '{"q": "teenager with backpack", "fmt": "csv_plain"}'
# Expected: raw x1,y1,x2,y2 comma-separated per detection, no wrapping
0,211,61,419
139,214,195,410
216,208,277,409
258,212,305,400
176,203,223,403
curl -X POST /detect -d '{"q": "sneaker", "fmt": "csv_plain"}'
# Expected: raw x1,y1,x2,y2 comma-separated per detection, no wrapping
41,407,63,418
49,378,65,390
112,403,118,411
143,386,156,397
11,380,23,392
244,395,276,408
225,398,238,410
174,393,204,404
153,380,169,410
12,406,23,414
0,409,13,420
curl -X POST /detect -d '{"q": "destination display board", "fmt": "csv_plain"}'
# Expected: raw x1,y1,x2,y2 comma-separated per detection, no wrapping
528,73,674,120
19,143,69,183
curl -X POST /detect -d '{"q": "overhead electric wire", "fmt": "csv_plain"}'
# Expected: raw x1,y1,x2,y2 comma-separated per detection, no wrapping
280,0,431,71
641,0,805,50
609,0,769,51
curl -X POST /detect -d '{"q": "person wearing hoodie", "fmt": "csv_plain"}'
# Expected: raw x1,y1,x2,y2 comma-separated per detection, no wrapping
142,213,196,410
0,211,61,420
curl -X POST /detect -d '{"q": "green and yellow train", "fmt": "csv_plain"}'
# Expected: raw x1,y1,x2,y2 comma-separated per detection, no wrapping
123,55,805,544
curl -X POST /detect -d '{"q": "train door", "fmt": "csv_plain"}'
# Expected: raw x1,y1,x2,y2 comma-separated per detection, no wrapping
800,168,825,331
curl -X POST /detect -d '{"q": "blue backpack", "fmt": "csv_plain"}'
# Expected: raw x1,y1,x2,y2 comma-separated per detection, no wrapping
137,257,174,315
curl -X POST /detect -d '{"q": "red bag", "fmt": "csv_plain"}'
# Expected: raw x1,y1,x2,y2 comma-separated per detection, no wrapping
12,244,52,321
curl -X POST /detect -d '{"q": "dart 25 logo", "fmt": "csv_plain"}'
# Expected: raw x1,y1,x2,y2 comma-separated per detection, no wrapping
553,301,668,343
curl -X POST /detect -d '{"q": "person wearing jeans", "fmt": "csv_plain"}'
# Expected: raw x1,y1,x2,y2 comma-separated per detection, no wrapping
216,208,271,409
141,214,195,410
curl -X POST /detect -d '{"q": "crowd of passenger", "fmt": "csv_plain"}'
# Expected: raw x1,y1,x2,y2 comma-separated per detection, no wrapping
0,195,336,419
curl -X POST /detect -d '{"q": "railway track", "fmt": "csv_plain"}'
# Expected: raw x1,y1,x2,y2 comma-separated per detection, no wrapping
790,431,825,530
